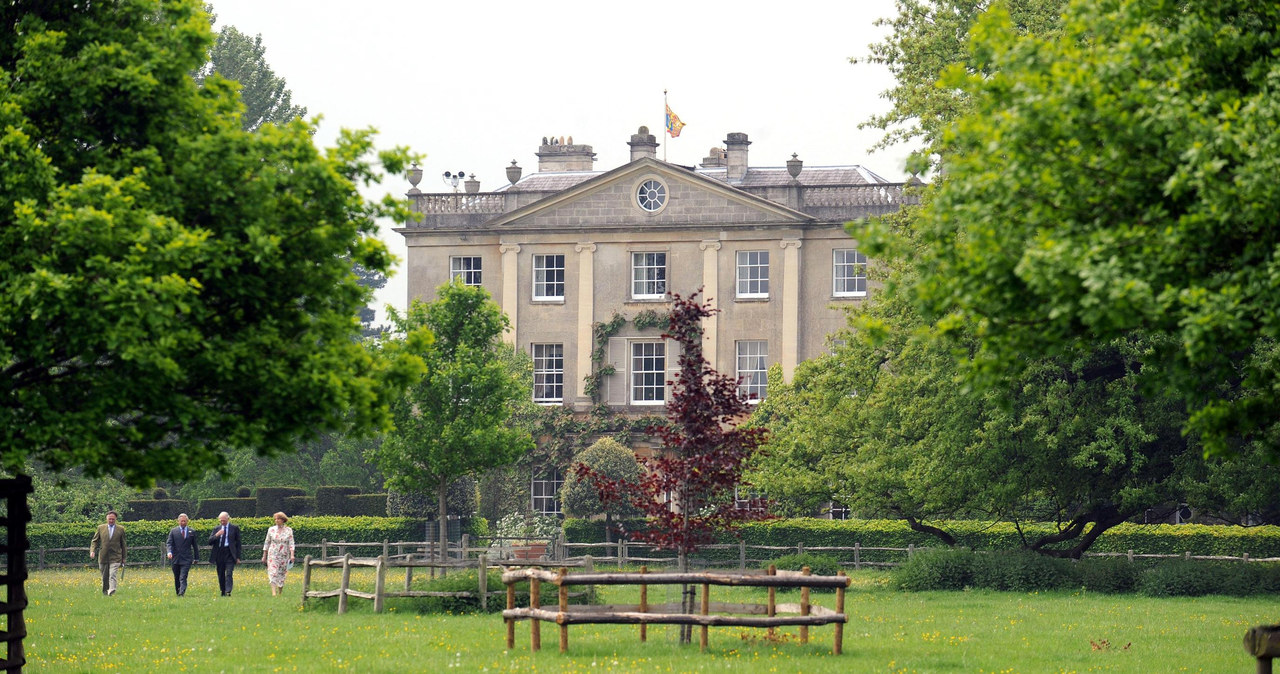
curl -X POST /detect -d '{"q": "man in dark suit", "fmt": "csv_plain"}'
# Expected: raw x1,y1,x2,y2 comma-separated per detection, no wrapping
208,511,242,596
165,513,198,596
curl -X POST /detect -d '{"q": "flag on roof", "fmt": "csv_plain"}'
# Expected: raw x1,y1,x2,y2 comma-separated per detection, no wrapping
665,104,685,138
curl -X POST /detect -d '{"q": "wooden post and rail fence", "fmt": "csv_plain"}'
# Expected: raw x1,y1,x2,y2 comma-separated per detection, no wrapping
501,564,851,654
0,476,33,674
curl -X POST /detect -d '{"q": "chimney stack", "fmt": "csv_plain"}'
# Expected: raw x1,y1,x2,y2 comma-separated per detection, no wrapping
628,126,659,161
725,132,750,183
700,147,727,168
536,135,596,172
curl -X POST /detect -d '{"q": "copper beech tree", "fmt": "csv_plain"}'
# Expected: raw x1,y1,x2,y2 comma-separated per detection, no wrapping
577,291,771,569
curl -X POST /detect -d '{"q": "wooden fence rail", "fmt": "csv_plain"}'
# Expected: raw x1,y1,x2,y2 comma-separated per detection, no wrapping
27,538,1280,572
502,564,851,654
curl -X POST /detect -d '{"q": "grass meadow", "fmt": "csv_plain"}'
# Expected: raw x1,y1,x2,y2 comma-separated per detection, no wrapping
20,566,1275,672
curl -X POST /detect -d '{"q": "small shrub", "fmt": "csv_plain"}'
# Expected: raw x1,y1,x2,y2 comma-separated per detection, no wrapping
1136,559,1280,597
769,552,841,578
236,486,252,498
151,487,169,500
894,549,976,591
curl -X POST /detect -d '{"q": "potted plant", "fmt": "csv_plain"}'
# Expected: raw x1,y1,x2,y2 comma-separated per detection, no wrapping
492,512,561,560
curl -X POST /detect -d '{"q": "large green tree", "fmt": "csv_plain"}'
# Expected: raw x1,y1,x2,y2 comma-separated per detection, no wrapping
0,1,423,487
857,0,1065,157
370,281,534,558
878,0,1280,459
192,14,307,133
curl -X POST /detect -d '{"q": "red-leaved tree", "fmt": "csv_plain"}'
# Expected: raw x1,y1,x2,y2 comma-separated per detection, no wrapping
578,290,771,569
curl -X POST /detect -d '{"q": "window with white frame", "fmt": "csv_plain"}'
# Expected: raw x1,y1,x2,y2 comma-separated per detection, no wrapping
532,254,565,300
630,341,666,404
736,250,770,298
531,343,564,403
531,468,563,516
833,249,868,297
450,256,482,286
631,252,667,299
734,486,767,512
828,502,851,520
736,340,768,402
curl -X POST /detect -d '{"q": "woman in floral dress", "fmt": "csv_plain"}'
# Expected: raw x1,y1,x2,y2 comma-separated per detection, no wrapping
261,511,295,596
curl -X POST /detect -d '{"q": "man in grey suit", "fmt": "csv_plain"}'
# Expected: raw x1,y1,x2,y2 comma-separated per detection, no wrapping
89,510,126,595
165,513,198,596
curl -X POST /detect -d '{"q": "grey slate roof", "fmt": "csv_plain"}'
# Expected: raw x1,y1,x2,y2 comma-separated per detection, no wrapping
497,164,890,193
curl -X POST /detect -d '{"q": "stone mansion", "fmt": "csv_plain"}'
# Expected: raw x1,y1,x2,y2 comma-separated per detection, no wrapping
397,127,914,421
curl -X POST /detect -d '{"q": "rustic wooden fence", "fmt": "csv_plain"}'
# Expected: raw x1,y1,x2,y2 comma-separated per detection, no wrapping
299,552,590,614
1,476,33,674
502,564,851,654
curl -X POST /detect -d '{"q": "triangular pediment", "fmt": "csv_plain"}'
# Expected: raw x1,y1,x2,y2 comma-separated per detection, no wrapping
485,158,813,230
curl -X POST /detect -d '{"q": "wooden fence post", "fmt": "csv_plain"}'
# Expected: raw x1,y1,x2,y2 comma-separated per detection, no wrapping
639,565,649,643
617,539,624,569
854,542,861,571
404,564,413,593
478,554,488,612
835,571,847,655
373,555,387,613
461,534,470,561
797,541,805,556
767,564,777,639
583,555,595,605
382,539,389,560
800,566,811,644
38,548,45,572
505,578,516,649
739,540,747,571
908,544,915,560
1127,549,1134,563
700,582,710,652
337,554,352,615
301,555,313,604
321,539,329,559
558,567,569,653
530,575,541,652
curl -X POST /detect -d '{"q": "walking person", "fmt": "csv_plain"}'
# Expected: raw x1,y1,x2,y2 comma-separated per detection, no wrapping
261,512,295,596
89,510,126,595
165,513,198,596
208,511,242,596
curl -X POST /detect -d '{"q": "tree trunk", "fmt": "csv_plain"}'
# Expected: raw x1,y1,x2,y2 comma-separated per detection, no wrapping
438,474,449,577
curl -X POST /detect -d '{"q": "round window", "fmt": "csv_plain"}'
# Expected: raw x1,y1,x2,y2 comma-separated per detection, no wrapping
636,179,667,212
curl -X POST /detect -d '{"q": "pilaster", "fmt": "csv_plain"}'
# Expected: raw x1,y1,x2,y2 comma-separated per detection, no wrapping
499,243,521,344
780,239,802,381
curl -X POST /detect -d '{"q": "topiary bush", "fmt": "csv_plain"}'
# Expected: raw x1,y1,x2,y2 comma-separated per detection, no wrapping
283,495,315,517
346,493,388,517
236,486,252,498
315,486,362,515
195,497,255,520
255,486,306,517
151,487,169,500
122,499,191,521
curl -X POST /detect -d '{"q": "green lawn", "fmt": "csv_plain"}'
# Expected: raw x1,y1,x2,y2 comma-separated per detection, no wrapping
21,567,1274,672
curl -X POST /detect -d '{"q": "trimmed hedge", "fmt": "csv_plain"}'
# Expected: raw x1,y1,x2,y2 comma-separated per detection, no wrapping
195,498,255,520
347,494,388,517
283,496,315,517
565,517,1280,562
122,499,191,522
28,516,427,567
893,549,1280,596
315,486,362,515
255,486,306,517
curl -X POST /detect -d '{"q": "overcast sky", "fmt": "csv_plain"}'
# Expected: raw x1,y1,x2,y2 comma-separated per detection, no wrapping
206,0,917,320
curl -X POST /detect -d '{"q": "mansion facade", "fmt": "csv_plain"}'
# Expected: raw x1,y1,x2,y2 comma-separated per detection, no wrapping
397,127,915,421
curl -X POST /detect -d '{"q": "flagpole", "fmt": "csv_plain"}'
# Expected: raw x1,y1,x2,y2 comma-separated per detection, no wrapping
663,89,668,162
